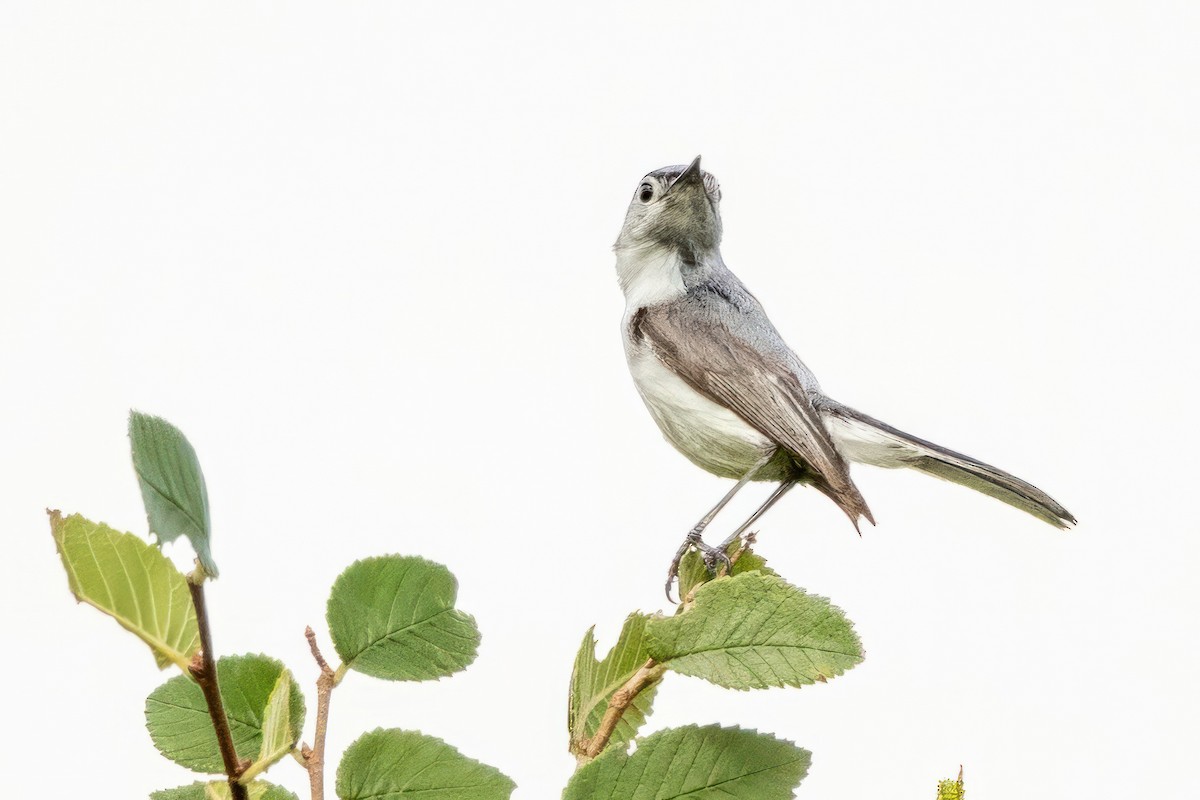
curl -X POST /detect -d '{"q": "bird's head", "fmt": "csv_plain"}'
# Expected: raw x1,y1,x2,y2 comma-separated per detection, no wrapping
614,156,723,258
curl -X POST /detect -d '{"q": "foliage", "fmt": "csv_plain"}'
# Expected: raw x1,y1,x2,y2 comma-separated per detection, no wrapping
145,654,304,773
129,410,217,576
646,571,862,690
565,545,863,797
564,724,810,800
568,613,660,752
151,781,299,800
48,412,960,798
50,510,200,670
336,728,515,800
49,412,510,799
327,555,480,681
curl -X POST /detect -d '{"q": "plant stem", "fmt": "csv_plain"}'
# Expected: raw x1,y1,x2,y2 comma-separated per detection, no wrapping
301,626,337,800
580,658,667,761
187,578,249,800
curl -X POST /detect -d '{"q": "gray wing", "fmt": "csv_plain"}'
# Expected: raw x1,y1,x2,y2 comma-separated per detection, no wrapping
636,296,874,527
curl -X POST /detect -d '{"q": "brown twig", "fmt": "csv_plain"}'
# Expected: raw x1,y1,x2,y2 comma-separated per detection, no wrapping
728,530,757,565
300,626,337,800
579,658,667,762
187,578,249,800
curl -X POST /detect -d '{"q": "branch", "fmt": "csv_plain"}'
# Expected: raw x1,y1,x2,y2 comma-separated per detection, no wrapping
728,530,757,566
580,658,667,761
299,626,337,800
187,578,249,800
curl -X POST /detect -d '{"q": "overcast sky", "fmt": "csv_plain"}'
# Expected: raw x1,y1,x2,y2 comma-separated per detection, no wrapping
3,2,1197,798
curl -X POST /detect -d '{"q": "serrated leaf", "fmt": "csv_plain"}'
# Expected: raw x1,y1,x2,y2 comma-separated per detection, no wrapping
568,614,661,753
145,654,304,772
49,510,200,670
129,411,217,576
336,728,514,800
150,780,299,800
677,540,777,599
647,571,863,690
563,724,810,800
326,555,480,681
241,670,294,781
729,545,775,578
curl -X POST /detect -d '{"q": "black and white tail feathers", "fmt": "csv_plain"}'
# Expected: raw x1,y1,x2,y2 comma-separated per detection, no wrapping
819,401,1076,529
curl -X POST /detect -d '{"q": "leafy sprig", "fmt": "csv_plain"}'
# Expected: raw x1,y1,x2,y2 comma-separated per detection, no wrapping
49,412,959,799
50,413,511,800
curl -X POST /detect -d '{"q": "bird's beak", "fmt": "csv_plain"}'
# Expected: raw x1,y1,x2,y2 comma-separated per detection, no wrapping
669,155,704,193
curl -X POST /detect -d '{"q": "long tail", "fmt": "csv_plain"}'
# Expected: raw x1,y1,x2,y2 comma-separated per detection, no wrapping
819,401,1076,528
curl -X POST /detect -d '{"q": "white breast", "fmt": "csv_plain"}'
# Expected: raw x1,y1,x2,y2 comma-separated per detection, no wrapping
624,331,774,479
617,244,775,478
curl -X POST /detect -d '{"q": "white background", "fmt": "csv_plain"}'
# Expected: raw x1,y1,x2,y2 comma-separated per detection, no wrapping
3,2,1197,798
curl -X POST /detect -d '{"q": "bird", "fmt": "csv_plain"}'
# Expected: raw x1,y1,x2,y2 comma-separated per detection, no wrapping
613,156,1075,598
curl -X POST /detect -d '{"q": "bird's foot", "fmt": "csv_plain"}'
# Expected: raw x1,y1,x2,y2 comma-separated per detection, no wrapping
665,533,733,604
701,541,734,575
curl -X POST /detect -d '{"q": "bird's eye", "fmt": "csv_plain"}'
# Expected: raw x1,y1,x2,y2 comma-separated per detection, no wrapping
638,183,655,203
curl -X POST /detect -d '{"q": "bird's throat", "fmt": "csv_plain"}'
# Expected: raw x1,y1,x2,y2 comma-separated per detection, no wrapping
615,244,688,307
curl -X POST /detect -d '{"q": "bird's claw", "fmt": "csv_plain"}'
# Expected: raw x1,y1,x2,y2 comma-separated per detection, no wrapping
665,537,733,604
702,545,733,576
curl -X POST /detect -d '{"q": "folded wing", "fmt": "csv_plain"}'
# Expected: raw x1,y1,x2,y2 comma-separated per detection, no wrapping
638,300,875,528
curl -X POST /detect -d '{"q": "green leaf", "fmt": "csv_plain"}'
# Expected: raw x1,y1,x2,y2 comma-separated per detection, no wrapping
568,614,661,753
646,571,863,690
937,768,965,800
241,670,295,781
49,510,200,670
676,549,711,600
150,780,299,800
336,728,514,800
145,654,305,772
129,410,217,576
326,555,480,681
728,544,775,578
677,540,776,599
563,724,810,800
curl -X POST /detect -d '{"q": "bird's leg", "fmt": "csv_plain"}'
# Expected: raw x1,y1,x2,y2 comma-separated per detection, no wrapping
666,451,776,601
707,479,798,572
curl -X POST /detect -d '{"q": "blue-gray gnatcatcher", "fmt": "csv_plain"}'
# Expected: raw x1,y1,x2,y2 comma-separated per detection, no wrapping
615,156,1075,597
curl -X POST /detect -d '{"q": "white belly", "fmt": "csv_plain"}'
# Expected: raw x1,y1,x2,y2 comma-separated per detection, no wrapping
626,341,775,479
